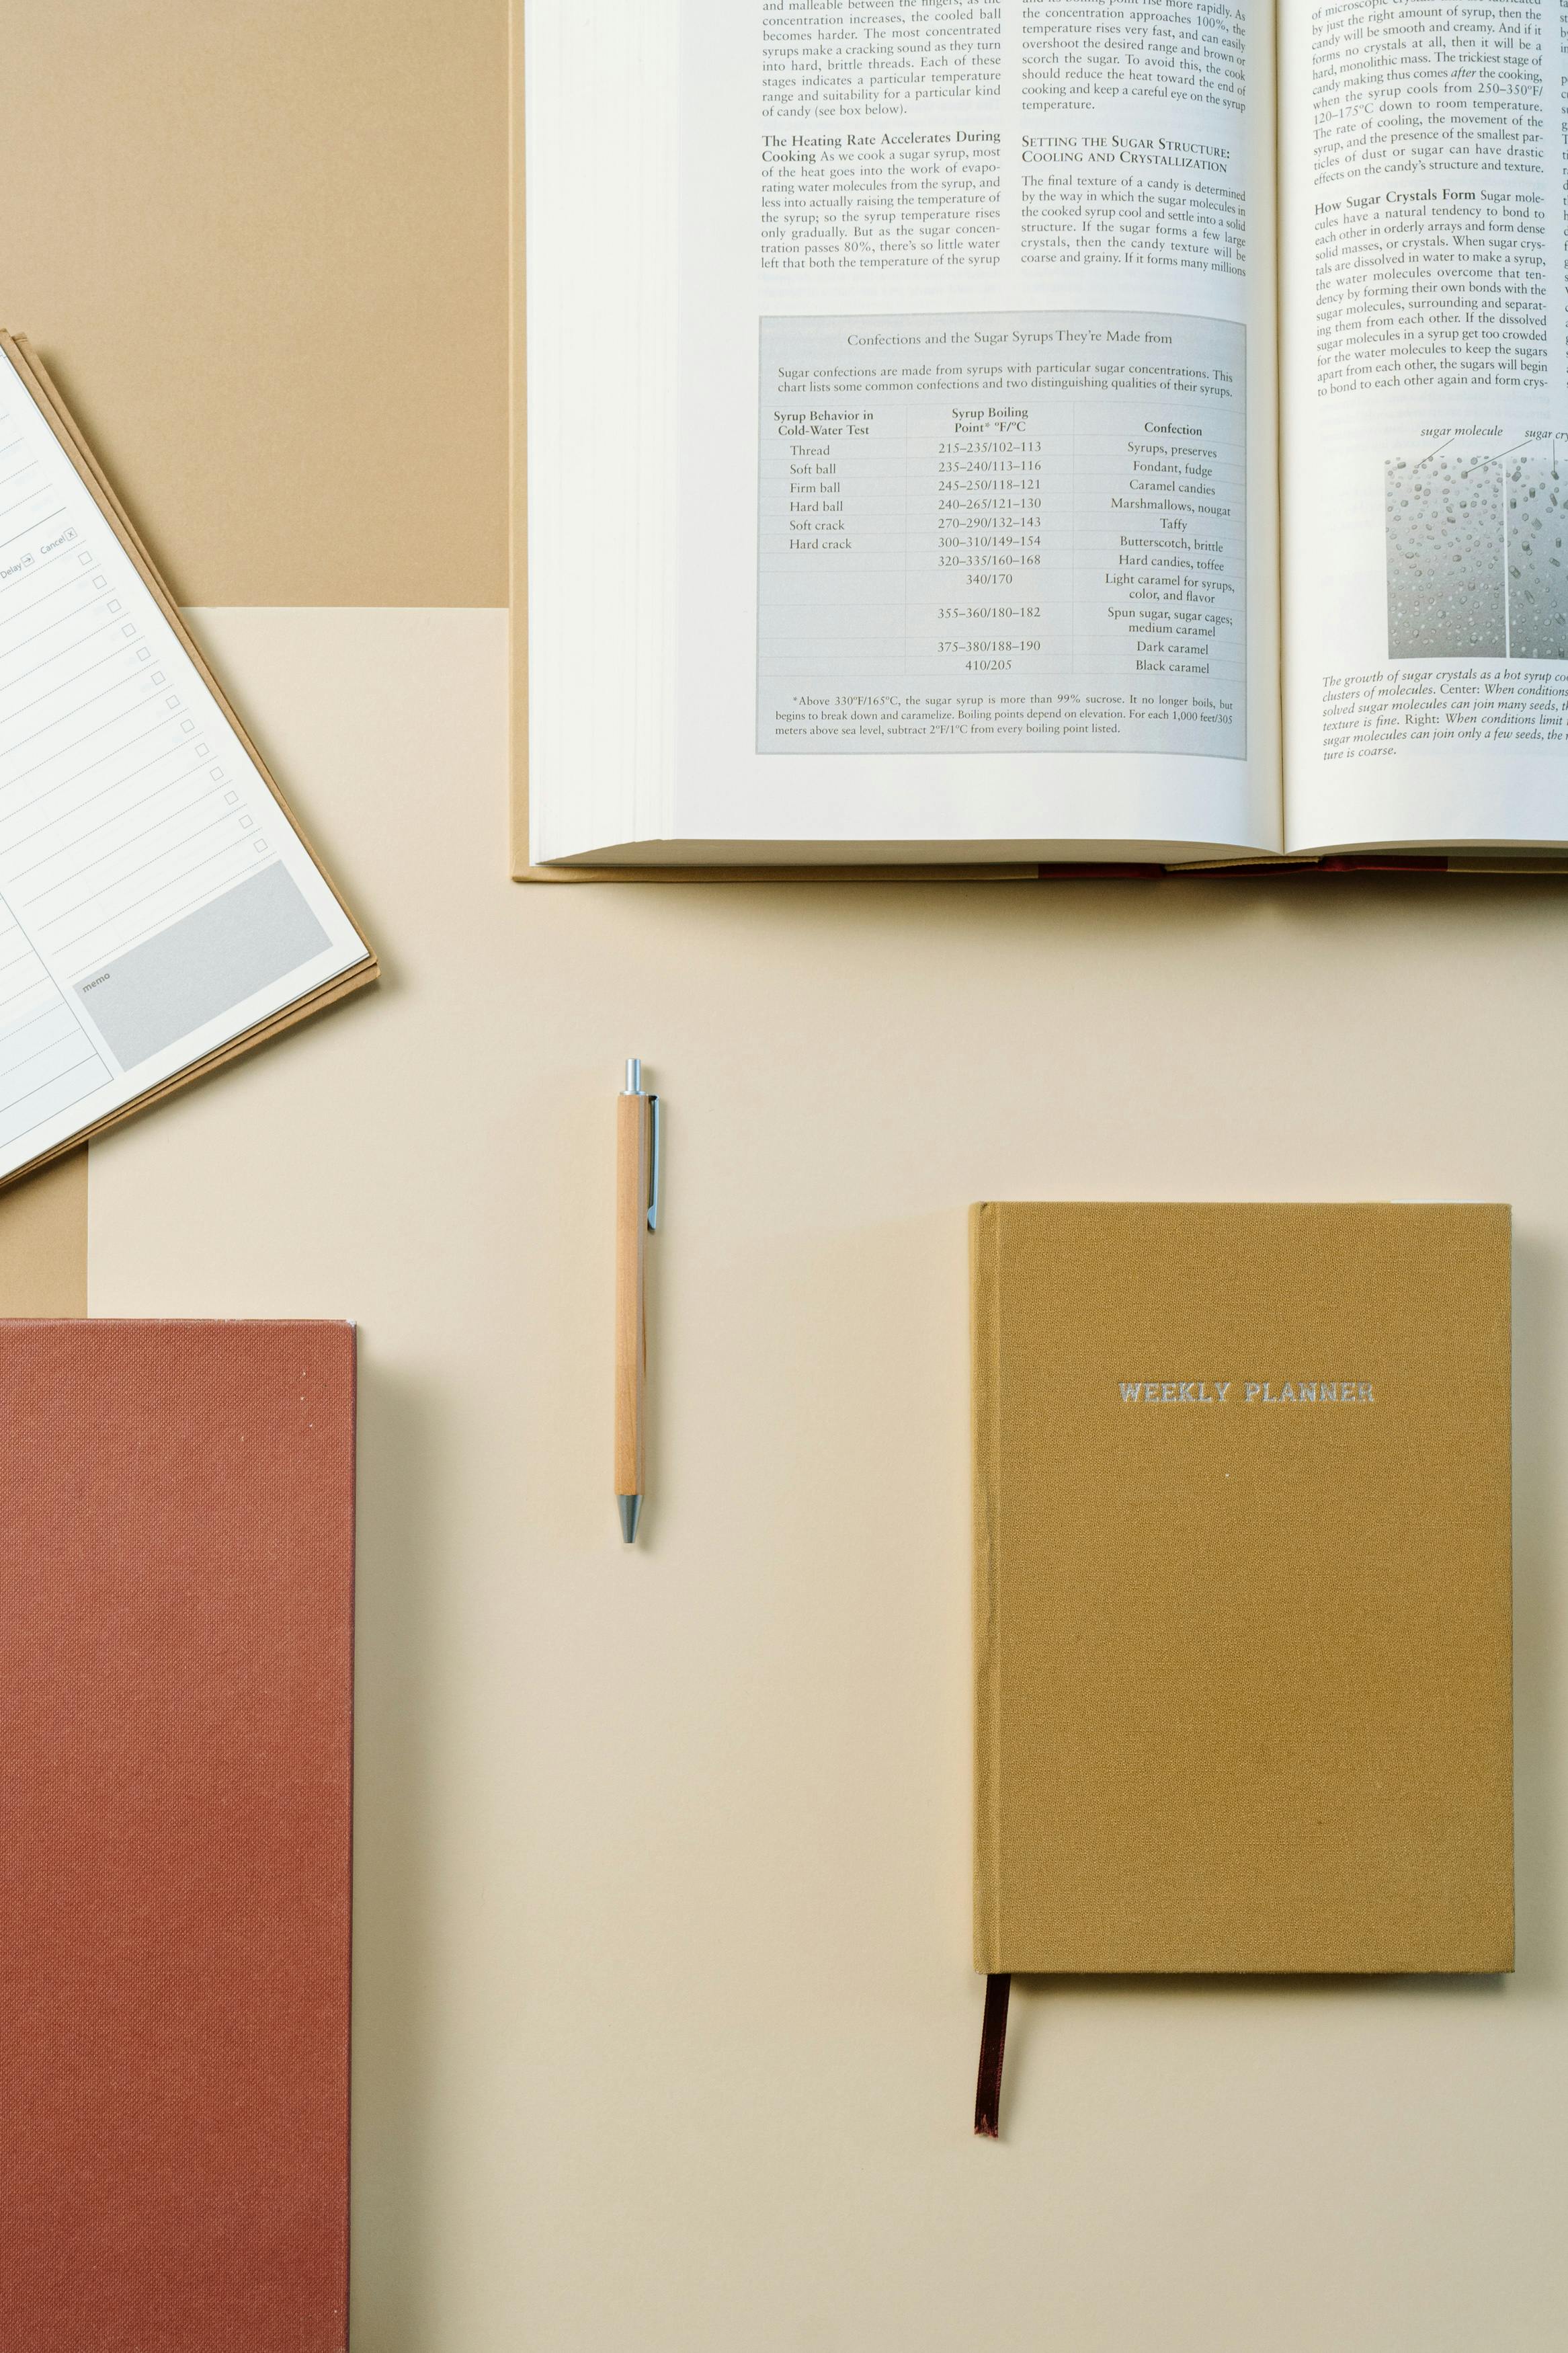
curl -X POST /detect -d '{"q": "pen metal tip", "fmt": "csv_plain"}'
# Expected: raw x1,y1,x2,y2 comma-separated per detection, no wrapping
618,1494,642,1544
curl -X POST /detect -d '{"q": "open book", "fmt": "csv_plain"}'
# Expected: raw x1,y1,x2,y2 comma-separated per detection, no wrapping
0,335,372,1184
520,0,1568,873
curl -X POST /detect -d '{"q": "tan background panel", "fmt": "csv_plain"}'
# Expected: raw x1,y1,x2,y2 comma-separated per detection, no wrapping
0,1156,86,1315
0,0,507,608
91,608,1568,2350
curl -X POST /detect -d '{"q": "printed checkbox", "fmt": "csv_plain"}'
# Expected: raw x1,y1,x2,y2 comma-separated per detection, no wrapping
181,718,195,731
136,647,151,660
108,599,122,614
194,741,209,756
240,814,253,829
77,551,92,564
149,672,164,686
212,766,226,781
121,623,136,637
224,790,239,804
167,694,180,709
92,574,107,589
252,838,267,853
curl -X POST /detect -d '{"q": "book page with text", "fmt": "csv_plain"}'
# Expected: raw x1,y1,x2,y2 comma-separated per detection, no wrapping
1282,0,1568,848
662,0,1280,857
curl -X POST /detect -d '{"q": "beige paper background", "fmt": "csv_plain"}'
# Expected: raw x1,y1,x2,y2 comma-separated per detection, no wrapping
89,608,1568,2350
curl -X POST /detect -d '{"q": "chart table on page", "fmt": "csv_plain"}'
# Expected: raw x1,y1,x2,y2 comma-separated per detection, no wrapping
757,309,1247,760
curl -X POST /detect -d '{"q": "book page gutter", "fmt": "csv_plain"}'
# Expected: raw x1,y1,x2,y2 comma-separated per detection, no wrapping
0,349,366,1177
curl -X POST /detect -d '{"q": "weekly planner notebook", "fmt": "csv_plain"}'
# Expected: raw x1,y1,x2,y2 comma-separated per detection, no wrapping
0,333,373,1183
970,1203,1514,2128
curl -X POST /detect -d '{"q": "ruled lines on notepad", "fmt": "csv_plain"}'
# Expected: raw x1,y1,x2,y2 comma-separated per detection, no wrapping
0,895,108,1143
0,405,276,983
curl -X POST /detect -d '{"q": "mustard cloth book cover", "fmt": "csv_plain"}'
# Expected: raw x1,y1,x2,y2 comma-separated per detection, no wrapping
971,1202,1514,1977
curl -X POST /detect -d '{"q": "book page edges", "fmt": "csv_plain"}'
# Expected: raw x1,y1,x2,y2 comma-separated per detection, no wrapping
971,1203,1003,1974
512,846,1568,883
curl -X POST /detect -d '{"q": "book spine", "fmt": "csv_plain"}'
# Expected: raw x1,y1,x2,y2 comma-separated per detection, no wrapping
971,1203,1003,1972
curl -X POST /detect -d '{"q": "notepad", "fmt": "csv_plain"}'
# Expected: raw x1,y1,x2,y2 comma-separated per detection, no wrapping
0,333,374,1183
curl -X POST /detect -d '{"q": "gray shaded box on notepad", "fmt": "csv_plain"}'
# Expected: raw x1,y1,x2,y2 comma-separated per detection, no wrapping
74,861,329,1070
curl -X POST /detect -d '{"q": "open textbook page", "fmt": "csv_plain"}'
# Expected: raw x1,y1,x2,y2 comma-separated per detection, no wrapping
526,0,1280,862
1281,0,1568,848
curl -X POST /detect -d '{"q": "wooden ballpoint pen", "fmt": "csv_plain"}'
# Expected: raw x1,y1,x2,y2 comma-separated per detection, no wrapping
614,1058,660,1543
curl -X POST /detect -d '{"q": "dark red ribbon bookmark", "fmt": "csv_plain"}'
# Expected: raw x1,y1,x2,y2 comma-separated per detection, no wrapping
973,1972,1011,2138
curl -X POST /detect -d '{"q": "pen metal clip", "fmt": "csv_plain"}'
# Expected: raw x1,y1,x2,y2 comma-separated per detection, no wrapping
624,1058,661,1234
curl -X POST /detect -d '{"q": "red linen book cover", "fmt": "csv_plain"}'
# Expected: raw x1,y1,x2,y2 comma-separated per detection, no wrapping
0,1319,356,2352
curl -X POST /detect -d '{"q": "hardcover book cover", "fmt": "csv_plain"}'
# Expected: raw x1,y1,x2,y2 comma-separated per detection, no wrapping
0,1319,356,2352
971,1203,1514,1976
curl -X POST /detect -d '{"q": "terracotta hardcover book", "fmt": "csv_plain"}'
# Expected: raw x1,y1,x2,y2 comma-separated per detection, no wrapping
971,1203,1514,1989
0,1319,356,2351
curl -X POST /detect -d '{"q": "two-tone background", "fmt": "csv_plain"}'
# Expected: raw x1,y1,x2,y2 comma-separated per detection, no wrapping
3,6,1565,2345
